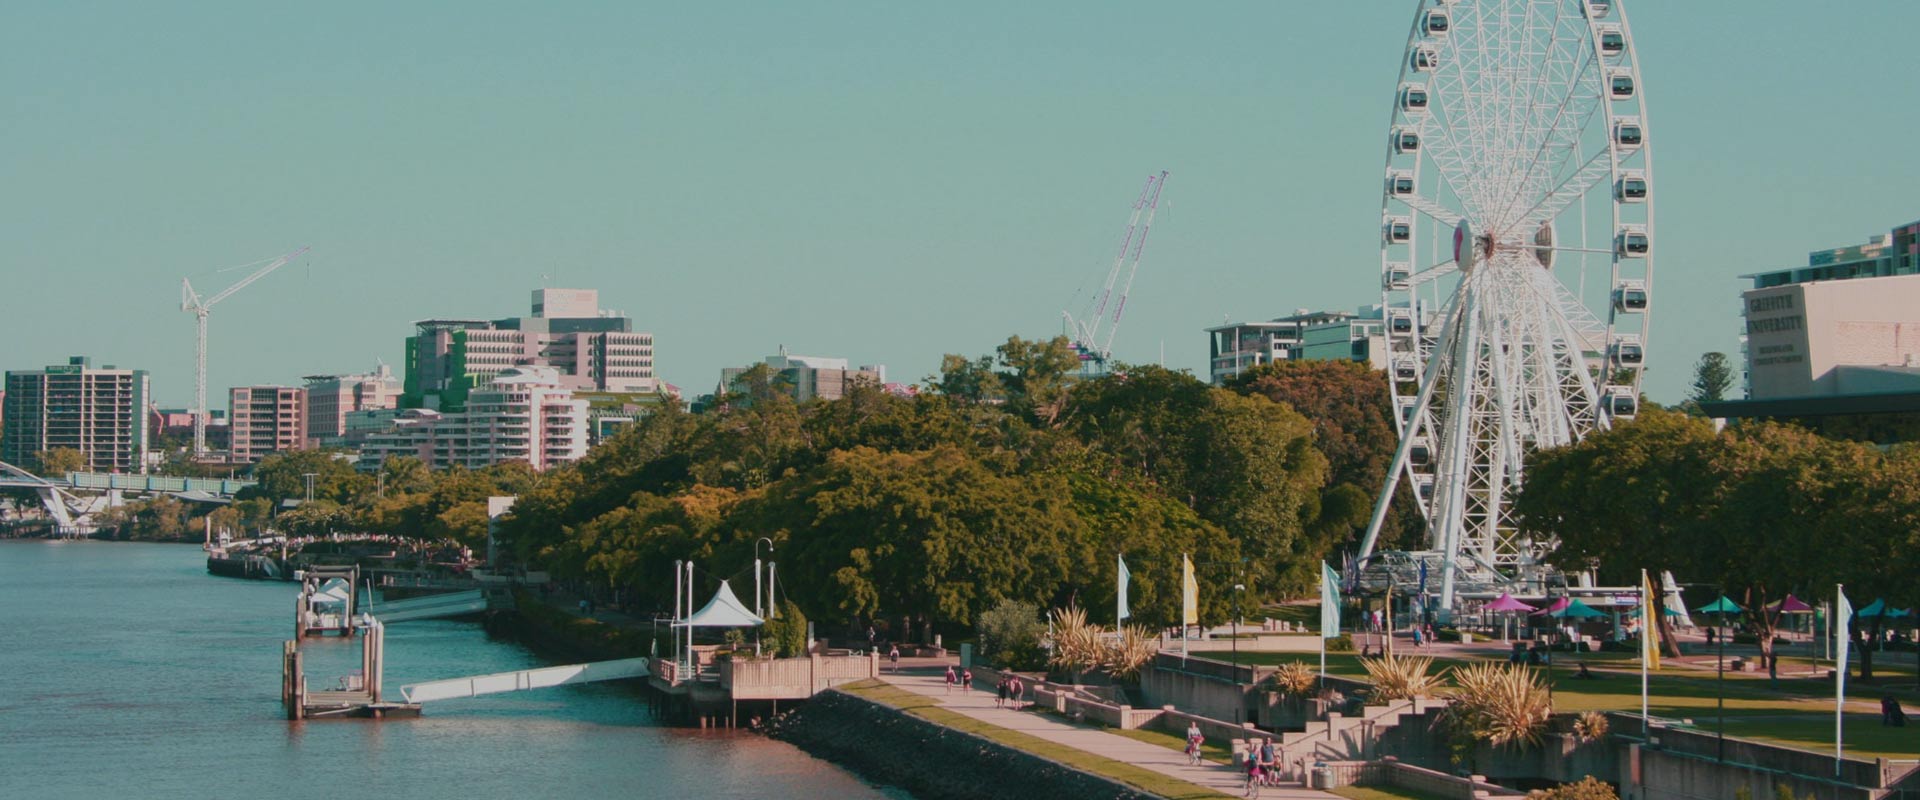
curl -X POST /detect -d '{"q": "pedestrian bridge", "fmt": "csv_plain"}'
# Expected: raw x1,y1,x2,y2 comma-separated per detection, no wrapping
400,658,652,703
0,460,257,536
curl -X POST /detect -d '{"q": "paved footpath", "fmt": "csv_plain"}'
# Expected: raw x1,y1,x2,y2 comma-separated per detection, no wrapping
879,667,1338,799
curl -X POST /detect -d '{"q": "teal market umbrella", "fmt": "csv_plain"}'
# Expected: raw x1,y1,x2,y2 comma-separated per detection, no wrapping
1695,596,1743,615
1551,599,1607,619
1855,599,1888,618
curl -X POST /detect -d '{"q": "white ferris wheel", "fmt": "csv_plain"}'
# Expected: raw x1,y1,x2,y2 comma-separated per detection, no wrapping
1353,0,1654,613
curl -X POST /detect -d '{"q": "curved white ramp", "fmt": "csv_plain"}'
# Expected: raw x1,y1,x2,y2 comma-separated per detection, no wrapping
400,657,650,703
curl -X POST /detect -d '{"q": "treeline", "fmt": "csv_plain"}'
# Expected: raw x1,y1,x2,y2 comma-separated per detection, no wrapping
1514,407,1920,678
493,336,1414,635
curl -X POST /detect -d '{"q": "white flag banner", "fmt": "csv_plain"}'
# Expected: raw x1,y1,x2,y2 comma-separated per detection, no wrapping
1117,554,1131,623
1836,585,1852,773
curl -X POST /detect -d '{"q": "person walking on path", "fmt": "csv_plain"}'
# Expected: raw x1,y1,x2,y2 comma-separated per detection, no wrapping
1009,676,1023,710
1412,625,1425,648
1184,722,1205,766
888,645,900,673
944,665,957,694
995,677,1009,708
961,667,972,692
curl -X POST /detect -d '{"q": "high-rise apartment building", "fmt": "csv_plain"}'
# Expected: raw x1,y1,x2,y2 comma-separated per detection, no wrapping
228,386,308,463
359,367,588,472
2,357,150,473
304,365,401,445
403,288,656,412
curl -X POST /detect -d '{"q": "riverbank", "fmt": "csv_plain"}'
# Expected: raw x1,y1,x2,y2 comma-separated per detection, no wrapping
773,681,1172,800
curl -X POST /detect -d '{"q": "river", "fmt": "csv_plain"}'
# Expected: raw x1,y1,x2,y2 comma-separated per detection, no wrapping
0,540,903,799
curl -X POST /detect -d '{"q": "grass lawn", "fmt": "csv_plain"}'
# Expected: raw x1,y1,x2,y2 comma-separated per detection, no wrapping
836,680,1227,799
1257,602,1321,632
1187,650,1920,759
1106,724,1235,765
1329,785,1454,800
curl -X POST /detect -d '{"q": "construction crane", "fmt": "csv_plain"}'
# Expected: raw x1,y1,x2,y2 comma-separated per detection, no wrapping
1063,171,1168,371
180,246,311,456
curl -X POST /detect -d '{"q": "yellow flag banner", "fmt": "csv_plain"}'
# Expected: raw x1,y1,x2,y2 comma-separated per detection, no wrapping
1181,554,1199,626
1643,570,1661,671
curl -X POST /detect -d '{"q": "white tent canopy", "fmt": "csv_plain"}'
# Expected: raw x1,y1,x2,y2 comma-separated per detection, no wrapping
310,578,352,607
675,579,764,628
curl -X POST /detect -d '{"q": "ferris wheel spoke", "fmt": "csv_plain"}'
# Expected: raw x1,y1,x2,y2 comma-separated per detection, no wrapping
1512,152,1612,228
1399,193,1463,227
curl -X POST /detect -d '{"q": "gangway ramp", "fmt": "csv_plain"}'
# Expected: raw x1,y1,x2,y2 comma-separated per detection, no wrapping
371,590,487,623
400,658,651,703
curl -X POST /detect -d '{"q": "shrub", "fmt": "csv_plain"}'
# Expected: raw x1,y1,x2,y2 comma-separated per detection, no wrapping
1361,655,1442,701
1573,710,1610,743
762,599,810,657
1445,662,1553,750
1526,776,1618,800
1271,661,1318,696
977,599,1045,668
1325,634,1355,652
1048,606,1108,677
1107,624,1159,681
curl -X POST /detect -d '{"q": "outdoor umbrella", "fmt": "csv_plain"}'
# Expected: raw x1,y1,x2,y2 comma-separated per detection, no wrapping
1551,599,1607,619
1855,599,1887,618
1628,605,1681,617
1695,596,1743,615
1486,593,1534,641
1534,597,1572,616
1766,595,1813,614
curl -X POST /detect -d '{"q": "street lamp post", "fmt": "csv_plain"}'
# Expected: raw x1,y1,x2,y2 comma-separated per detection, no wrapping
1233,583,1246,723
301,472,317,504
1717,585,1726,762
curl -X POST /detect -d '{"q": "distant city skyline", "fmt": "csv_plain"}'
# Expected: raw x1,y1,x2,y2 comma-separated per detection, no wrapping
4,1,1918,406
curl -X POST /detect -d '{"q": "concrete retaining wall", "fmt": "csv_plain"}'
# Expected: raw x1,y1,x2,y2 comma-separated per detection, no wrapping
772,688,1158,800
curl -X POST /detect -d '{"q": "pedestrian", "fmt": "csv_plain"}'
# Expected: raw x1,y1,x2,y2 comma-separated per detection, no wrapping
962,667,973,692
889,644,900,673
1884,695,1909,727
1412,625,1424,648
1009,676,1023,709
1258,738,1277,785
1705,627,1716,646
1185,722,1204,766
944,665,957,694
996,677,1009,708
867,625,876,646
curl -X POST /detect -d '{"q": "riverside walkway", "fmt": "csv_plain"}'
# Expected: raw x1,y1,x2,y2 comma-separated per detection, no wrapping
878,667,1338,799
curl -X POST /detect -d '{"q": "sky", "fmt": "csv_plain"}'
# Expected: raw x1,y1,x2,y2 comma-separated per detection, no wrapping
4,1,1918,407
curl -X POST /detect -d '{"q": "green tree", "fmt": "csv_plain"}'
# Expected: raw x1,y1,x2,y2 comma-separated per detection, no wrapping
1688,352,1735,405
994,335,1082,427
975,598,1045,669
1229,360,1424,552
244,449,369,505
33,448,86,476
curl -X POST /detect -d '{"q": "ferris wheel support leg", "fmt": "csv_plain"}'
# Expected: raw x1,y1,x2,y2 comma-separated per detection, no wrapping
1353,305,1461,569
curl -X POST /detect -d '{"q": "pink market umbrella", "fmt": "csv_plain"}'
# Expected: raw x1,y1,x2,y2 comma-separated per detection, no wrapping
1486,593,1535,642
1486,593,1536,612
1766,595,1813,614
1533,597,1571,616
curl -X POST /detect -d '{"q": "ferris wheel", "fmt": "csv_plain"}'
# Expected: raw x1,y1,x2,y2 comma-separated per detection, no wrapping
1353,0,1654,613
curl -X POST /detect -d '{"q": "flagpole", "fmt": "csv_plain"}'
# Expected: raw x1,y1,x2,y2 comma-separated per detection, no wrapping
1836,583,1847,777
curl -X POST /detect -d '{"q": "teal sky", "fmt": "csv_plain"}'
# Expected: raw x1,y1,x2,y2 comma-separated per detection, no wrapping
4,1,1918,406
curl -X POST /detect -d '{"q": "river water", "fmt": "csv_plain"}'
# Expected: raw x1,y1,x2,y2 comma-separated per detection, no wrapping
0,540,902,799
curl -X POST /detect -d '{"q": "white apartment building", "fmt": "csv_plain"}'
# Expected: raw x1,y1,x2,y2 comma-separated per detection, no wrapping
357,367,588,472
